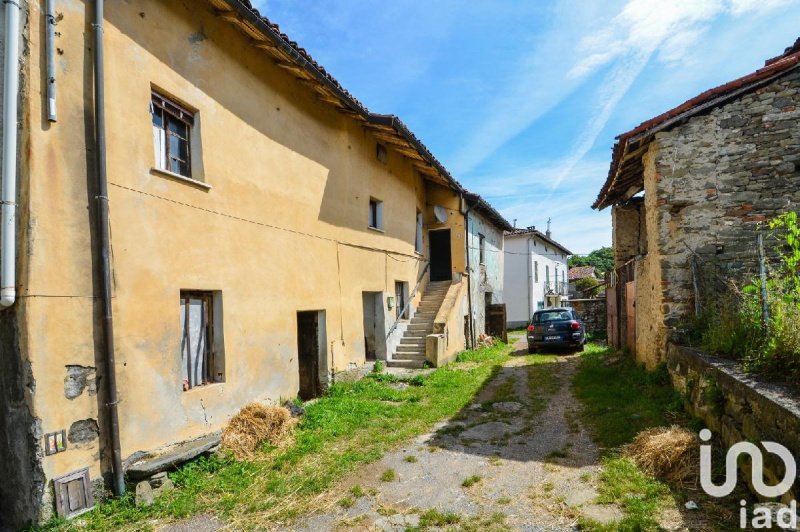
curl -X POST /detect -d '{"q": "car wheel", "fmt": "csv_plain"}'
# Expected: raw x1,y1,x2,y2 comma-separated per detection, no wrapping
528,345,537,354
577,343,585,352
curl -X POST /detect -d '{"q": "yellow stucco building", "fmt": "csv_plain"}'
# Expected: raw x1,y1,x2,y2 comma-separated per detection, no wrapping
0,0,479,524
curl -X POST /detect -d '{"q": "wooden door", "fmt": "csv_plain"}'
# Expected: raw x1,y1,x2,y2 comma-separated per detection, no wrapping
429,229,452,282
297,311,320,400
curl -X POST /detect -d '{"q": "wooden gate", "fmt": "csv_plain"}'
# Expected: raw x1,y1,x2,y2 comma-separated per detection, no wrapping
606,285,619,348
487,304,507,344
626,281,636,356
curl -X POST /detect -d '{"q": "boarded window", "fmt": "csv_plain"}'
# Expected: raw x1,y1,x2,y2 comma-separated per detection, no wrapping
534,261,539,283
479,233,486,264
415,210,424,253
180,291,223,391
152,91,194,177
53,468,94,518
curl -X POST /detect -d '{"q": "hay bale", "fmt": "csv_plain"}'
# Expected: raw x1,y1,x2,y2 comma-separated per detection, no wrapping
623,426,699,486
221,403,296,459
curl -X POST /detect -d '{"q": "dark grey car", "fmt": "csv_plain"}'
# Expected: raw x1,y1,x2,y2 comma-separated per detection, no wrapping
526,307,586,354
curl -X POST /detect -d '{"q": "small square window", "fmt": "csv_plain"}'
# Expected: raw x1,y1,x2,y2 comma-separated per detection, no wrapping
180,291,224,391
369,198,384,230
376,143,388,164
152,91,195,178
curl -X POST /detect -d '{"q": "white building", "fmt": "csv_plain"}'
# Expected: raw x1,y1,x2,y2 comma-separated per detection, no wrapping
504,227,572,327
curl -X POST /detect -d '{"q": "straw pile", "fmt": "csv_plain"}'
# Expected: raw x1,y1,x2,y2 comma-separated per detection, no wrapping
623,426,699,486
221,403,297,459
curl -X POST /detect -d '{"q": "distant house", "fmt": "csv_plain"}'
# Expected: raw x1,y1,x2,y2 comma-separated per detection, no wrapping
568,266,598,298
464,193,513,341
594,38,800,367
504,227,571,327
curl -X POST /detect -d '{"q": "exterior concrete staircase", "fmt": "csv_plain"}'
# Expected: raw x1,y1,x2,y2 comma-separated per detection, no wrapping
387,281,451,369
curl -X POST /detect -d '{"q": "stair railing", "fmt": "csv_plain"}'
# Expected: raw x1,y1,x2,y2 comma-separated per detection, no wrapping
386,261,430,340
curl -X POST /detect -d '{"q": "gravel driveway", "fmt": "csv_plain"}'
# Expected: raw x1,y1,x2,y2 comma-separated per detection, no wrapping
291,337,623,531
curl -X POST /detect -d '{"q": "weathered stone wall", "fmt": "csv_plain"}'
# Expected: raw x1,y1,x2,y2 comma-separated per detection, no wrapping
667,344,800,504
650,69,800,335
611,198,647,269
569,298,606,337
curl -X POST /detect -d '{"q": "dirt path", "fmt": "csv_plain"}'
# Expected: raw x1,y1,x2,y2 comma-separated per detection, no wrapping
291,338,623,531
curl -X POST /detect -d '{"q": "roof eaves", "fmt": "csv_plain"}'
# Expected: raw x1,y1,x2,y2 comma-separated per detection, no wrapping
212,0,464,193
463,191,513,232
593,44,800,210
505,228,572,256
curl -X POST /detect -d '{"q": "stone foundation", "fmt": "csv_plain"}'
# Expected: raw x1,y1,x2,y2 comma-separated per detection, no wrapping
667,343,800,504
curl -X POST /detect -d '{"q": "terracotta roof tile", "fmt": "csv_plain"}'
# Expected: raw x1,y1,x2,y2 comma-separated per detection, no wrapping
594,37,800,210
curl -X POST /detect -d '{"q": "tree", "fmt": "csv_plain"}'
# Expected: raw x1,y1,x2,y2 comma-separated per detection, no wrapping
569,246,613,274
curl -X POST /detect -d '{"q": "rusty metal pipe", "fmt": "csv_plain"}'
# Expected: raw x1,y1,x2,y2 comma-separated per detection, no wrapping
92,0,124,497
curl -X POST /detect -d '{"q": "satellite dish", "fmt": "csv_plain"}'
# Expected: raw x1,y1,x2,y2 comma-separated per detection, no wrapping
434,205,448,223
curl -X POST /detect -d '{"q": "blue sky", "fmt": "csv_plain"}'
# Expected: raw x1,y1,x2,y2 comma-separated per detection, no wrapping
253,0,800,255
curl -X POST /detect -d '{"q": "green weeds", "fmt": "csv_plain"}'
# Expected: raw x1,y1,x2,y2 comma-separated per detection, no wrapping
65,342,513,530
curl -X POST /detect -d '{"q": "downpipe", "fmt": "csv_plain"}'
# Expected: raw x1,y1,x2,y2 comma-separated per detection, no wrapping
0,0,21,308
92,0,124,497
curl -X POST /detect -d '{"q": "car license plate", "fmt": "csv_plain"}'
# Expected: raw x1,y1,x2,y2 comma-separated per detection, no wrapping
545,335,560,341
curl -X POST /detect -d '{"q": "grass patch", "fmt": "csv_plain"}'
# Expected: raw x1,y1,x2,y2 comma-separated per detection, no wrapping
461,474,482,488
545,448,568,461
579,456,670,531
418,508,461,527
337,496,355,509
404,455,418,463
349,485,364,498
497,496,511,505
66,343,513,530
572,345,683,449
380,468,396,482
572,345,687,530
524,354,559,419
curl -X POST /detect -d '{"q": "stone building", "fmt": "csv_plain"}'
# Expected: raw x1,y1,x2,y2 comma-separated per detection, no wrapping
0,0,503,525
594,38,800,367
464,193,513,342
503,227,571,327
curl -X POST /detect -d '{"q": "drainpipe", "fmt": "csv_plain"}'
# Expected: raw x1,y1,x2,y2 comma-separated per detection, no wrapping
526,237,533,321
463,197,476,349
0,0,21,308
45,0,56,122
92,0,124,497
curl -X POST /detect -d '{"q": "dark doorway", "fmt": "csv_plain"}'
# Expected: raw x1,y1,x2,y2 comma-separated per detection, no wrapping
297,311,321,400
429,229,452,282
362,292,386,361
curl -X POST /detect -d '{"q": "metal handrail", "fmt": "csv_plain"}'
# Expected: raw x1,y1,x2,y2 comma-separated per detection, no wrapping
386,261,430,339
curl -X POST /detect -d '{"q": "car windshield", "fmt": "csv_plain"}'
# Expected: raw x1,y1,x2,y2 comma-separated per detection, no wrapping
533,311,571,323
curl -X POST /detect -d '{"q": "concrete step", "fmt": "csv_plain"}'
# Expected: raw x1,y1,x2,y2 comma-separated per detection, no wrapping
386,359,425,369
404,332,429,339
400,339,426,347
393,352,426,360
396,345,424,354
410,318,434,325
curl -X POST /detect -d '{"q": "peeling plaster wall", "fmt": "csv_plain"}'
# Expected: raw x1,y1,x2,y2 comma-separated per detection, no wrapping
19,0,465,520
466,211,504,337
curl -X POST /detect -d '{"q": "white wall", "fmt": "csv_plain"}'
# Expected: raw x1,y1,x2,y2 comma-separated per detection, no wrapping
503,233,570,327
466,211,505,339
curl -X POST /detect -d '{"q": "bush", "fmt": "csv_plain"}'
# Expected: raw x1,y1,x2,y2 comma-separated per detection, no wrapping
699,212,800,385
